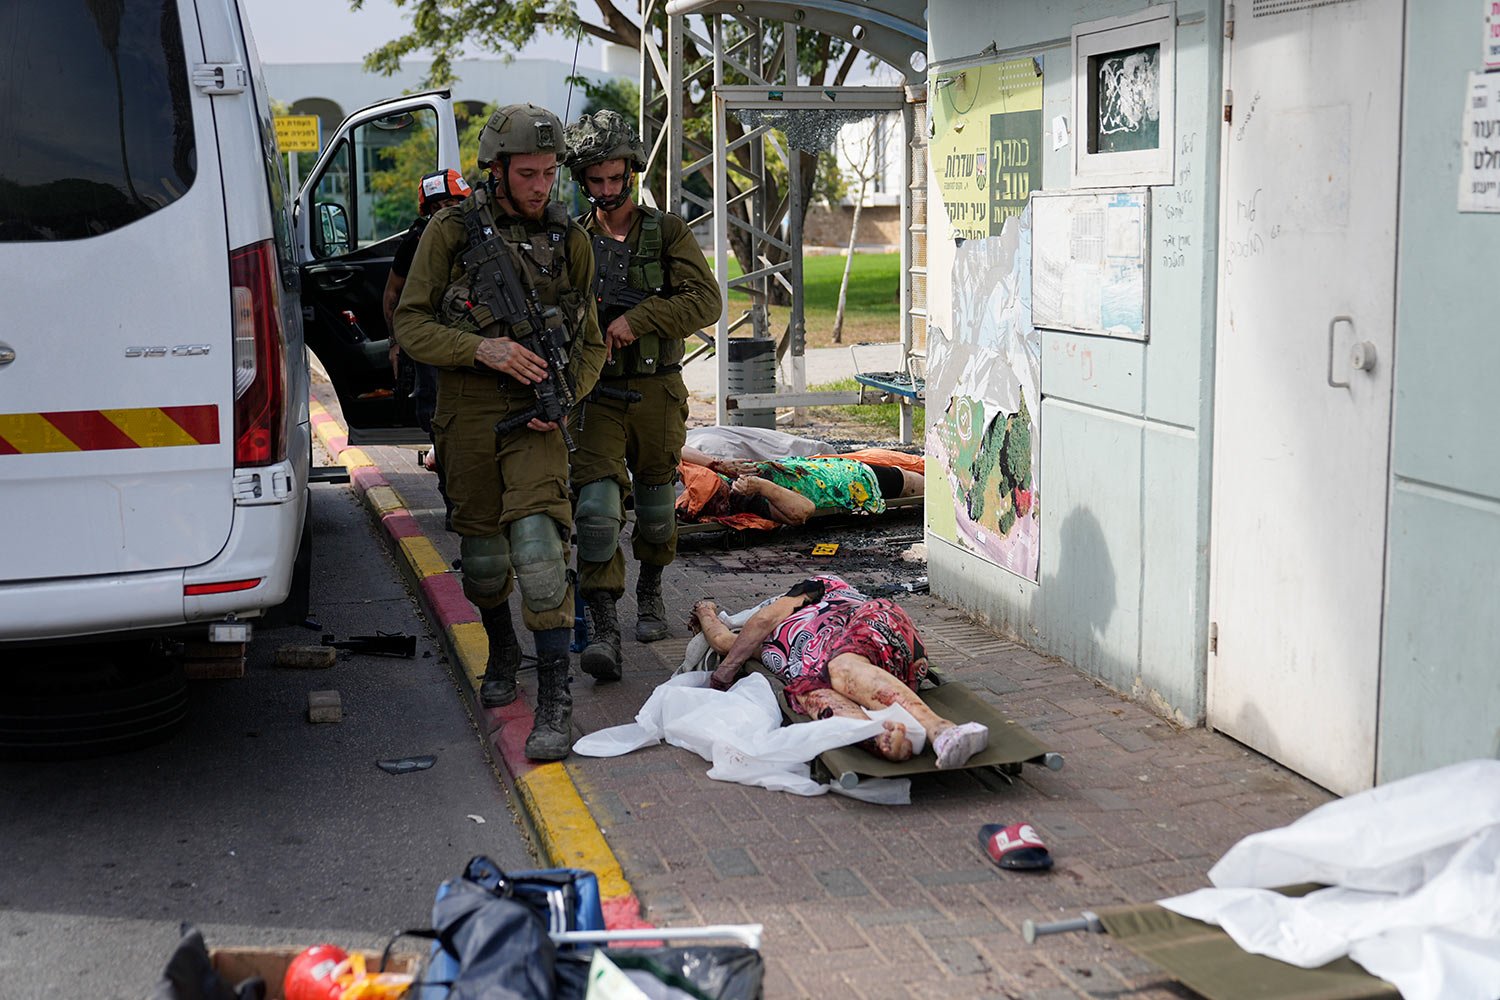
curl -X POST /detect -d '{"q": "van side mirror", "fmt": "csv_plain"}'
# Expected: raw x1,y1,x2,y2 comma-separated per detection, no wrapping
313,202,350,257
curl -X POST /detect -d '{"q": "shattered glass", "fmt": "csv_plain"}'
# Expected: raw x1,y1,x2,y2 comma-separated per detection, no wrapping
733,107,885,153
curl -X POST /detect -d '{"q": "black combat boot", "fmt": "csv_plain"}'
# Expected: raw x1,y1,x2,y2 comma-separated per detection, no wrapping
524,654,573,761
580,590,622,682
478,603,522,708
634,563,670,643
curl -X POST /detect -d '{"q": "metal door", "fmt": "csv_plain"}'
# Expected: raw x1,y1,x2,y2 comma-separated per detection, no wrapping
1207,0,1403,795
296,93,462,444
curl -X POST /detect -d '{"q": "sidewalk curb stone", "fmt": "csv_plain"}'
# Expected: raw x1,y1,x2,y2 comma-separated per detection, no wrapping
309,398,647,929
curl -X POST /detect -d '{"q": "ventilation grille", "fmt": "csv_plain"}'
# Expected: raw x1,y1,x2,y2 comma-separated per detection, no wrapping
1253,0,1360,17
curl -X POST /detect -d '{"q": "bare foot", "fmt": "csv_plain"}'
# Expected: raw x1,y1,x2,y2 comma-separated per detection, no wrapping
871,720,914,762
933,722,989,769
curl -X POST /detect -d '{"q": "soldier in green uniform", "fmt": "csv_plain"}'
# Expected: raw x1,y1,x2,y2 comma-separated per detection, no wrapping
394,104,606,760
561,110,722,682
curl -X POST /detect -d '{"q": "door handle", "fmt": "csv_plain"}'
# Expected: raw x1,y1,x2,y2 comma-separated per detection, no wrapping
1327,316,1377,388
1326,315,1354,388
0,342,14,368
307,265,357,289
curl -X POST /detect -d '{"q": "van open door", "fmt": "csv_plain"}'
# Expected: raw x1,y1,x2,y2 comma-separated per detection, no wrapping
296,91,461,445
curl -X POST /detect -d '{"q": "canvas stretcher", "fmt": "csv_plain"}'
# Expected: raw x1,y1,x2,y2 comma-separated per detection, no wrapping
748,663,1062,786
1025,885,1398,1000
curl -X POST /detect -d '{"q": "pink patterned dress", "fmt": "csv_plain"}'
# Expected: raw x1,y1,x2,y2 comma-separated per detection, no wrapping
759,575,930,714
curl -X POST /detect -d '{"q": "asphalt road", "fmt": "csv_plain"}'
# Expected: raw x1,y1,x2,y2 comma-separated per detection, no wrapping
0,481,533,998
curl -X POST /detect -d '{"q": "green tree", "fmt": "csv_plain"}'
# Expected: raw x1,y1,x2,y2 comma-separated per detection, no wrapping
353,1,866,301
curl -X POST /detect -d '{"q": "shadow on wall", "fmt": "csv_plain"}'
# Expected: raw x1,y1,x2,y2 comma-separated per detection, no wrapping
1042,506,1118,679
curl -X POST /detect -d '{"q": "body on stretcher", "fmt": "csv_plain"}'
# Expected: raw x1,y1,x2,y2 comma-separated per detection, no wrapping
674,493,923,536
747,662,1063,788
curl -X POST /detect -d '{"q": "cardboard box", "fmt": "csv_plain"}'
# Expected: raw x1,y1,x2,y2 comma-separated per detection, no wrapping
210,946,420,1000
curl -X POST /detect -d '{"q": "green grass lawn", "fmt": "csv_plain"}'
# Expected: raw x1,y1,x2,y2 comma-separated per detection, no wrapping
812,377,925,444
724,252,902,348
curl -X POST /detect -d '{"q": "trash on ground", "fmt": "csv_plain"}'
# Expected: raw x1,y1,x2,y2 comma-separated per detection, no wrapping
980,822,1053,872
151,926,419,1000
376,755,436,775
811,542,839,556
274,644,337,669
320,632,416,658
306,689,341,723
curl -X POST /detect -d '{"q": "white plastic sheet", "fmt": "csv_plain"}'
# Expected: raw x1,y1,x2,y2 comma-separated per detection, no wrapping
684,425,829,461
1159,759,1500,1000
573,672,920,803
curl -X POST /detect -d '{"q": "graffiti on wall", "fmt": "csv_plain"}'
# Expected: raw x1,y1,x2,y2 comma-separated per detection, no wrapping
926,58,1045,583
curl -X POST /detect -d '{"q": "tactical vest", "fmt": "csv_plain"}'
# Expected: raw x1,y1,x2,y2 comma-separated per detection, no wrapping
594,207,683,379
441,187,587,359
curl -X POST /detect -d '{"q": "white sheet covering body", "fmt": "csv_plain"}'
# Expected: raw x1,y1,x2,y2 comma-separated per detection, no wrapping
1159,759,1500,1000
684,425,830,461
573,672,922,804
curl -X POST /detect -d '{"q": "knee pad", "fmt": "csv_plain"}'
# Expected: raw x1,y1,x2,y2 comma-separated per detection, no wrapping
509,513,569,613
634,481,677,545
460,533,511,601
574,478,623,563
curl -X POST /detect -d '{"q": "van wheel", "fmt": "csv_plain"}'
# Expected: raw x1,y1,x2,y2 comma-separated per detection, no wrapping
0,642,189,761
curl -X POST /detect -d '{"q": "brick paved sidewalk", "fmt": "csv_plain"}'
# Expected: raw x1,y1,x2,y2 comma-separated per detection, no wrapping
340,403,1331,999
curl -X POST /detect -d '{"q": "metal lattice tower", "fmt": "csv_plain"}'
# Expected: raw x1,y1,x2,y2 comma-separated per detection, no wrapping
641,1,928,436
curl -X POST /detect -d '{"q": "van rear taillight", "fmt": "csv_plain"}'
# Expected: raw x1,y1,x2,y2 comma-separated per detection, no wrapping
230,240,287,466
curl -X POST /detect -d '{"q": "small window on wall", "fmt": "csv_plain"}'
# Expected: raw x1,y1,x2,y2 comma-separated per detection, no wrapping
1073,4,1176,187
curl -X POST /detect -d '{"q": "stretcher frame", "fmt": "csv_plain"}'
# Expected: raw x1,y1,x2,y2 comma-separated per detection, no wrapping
1024,886,1397,1000
675,493,924,536
749,663,1063,787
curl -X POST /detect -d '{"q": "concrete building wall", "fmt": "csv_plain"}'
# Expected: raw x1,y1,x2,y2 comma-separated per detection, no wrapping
1378,7,1500,781
802,204,902,247
926,0,1222,723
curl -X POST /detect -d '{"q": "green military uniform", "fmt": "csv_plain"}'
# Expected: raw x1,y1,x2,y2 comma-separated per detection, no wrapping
569,207,721,596
394,186,606,632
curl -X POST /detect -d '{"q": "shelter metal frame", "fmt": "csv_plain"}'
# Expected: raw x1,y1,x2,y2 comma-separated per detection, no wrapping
641,1,929,441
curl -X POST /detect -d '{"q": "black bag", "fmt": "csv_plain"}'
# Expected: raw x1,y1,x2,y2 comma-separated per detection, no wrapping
150,925,265,1000
461,855,605,938
554,945,764,1000
428,876,555,1000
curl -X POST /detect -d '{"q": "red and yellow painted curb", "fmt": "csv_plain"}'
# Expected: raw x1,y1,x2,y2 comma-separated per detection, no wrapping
308,395,647,929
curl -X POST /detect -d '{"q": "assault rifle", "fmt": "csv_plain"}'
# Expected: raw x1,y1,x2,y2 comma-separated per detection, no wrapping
591,236,652,326
462,240,579,450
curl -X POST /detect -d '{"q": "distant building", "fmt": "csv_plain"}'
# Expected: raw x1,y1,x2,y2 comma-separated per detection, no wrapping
263,57,624,149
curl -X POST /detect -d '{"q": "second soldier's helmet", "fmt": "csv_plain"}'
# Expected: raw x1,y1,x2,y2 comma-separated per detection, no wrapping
562,110,647,176
417,168,472,215
476,103,566,168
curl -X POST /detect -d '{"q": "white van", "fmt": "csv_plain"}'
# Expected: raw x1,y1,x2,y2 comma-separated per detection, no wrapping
0,0,459,649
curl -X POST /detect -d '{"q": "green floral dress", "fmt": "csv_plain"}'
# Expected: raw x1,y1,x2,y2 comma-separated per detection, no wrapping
754,458,886,515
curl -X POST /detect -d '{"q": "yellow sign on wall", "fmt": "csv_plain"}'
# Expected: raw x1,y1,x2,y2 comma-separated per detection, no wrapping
930,58,1044,240
273,115,320,153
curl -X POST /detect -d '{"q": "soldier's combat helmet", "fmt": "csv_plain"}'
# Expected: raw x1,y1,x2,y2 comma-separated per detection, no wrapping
563,110,646,210
476,103,566,169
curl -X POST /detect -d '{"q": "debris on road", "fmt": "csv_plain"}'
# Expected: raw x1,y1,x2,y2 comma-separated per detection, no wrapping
179,641,247,680
274,644,337,669
376,755,436,775
307,690,342,723
320,632,417,658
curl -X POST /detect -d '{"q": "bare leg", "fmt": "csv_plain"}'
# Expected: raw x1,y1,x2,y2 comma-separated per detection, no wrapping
798,687,913,762
827,652,988,768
